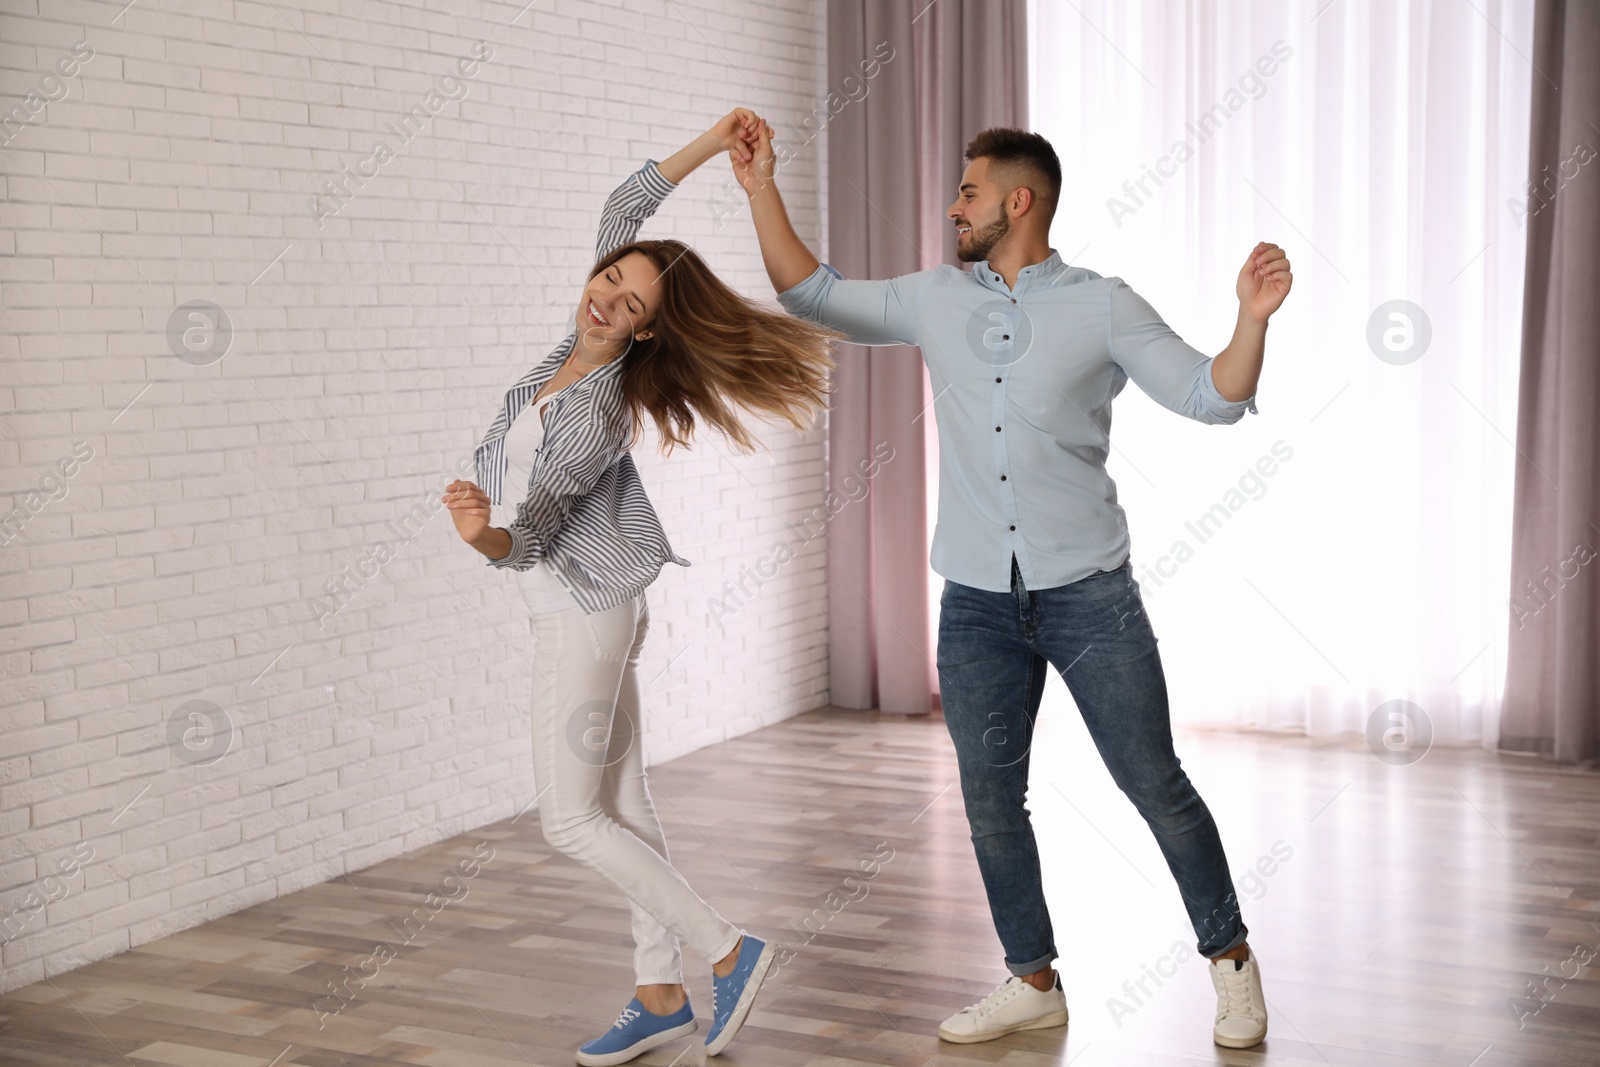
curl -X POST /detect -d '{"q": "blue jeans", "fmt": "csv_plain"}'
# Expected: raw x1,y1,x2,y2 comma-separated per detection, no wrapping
936,557,1248,976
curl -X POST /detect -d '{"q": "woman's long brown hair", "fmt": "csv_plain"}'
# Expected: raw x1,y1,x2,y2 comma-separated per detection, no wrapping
589,240,837,453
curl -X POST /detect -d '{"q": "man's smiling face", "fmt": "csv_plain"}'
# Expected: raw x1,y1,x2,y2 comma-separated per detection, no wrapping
948,157,1012,263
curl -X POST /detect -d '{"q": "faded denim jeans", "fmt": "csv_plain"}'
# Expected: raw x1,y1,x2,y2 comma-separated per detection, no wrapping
937,557,1248,976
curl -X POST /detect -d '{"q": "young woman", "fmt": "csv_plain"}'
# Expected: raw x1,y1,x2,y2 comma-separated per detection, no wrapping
443,111,834,1066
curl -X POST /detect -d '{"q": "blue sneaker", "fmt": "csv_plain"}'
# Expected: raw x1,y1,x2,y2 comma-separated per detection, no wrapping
705,934,776,1056
576,996,696,1066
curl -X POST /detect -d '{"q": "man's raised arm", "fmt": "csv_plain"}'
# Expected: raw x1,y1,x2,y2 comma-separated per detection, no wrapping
729,120,926,349
732,122,821,293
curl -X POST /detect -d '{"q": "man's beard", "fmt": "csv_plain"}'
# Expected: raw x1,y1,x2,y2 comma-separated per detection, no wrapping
957,212,1010,263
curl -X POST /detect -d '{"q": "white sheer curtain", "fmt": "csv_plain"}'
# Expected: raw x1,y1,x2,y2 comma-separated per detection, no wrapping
1026,0,1534,745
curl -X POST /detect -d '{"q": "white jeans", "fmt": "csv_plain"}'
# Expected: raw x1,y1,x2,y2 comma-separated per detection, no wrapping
528,593,742,984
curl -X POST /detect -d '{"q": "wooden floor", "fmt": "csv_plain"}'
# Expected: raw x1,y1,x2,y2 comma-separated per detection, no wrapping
4,703,1600,1066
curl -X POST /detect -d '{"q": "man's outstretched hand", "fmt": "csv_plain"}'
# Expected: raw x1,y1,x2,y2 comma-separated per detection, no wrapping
1237,242,1292,324
728,117,777,196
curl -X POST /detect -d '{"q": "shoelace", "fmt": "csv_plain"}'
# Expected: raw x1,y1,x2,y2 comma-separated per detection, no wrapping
960,978,1022,1019
712,959,744,1021
1215,963,1254,1014
612,1005,641,1031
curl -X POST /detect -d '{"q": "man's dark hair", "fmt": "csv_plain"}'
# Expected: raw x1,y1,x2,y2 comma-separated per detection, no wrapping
964,127,1062,218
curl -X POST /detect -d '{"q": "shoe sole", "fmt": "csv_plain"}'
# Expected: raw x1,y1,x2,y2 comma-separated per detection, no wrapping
1213,1027,1267,1050
705,940,777,1056
937,1008,1069,1044
576,1018,697,1066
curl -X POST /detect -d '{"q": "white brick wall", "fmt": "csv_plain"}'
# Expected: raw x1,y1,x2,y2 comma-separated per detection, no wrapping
0,0,832,990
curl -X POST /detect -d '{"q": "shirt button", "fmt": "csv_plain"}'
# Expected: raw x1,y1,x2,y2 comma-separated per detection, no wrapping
1010,297,1017,303
1000,475,1007,481
1009,525,1016,531
995,426,1001,432
995,377,1002,383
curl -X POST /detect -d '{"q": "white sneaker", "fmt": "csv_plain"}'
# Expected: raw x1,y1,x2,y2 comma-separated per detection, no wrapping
1209,951,1268,1048
937,974,1069,1044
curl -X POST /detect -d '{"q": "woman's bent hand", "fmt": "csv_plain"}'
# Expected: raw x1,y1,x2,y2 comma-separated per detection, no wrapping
710,108,760,160
444,479,511,560
444,479,490,543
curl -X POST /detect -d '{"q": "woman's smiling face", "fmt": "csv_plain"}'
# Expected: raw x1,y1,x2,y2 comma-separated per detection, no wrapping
578,251,664,347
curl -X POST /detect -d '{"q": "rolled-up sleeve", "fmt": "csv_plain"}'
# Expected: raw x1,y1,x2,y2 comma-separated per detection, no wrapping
777,263,931,348
1108,278,1257,424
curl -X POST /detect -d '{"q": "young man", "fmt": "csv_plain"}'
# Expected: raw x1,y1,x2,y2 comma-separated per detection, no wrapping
729,124,1291,1049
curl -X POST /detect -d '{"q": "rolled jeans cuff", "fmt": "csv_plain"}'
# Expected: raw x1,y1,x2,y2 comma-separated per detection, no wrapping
1006,948,1058,977
1204,922,1250,959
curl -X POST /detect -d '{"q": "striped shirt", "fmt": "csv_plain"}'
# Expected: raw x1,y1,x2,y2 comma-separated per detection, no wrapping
472,159,689,613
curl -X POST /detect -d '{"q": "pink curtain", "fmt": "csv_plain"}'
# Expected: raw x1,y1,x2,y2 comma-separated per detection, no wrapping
824,0,1028,713
1500,0,1600,763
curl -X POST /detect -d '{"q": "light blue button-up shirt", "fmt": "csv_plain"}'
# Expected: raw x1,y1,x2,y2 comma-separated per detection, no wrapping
778,252,1256,593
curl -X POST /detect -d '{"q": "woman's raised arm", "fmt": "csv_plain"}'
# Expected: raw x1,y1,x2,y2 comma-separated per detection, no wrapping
657,108,759,184
593,109,761,262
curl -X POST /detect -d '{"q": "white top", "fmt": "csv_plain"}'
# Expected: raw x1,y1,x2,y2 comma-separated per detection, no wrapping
491,388,577,613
